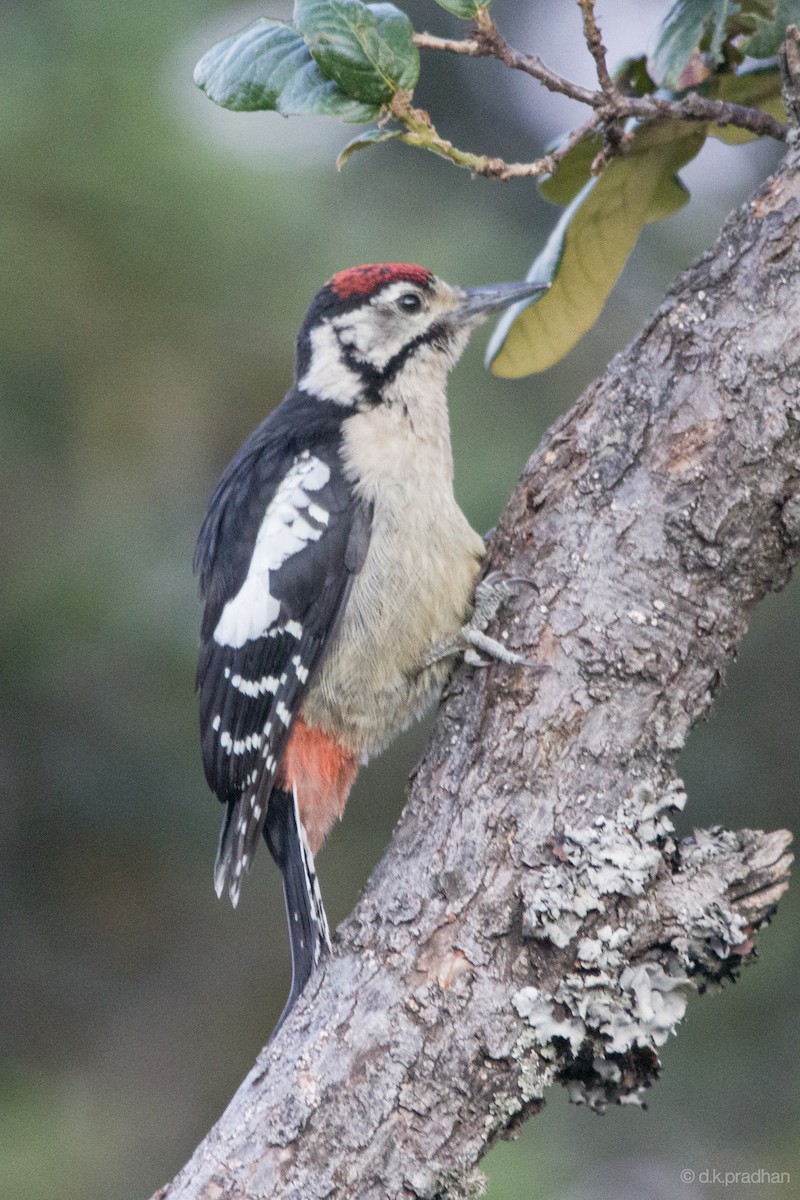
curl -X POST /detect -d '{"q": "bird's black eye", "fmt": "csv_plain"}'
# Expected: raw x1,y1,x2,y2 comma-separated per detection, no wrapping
397,292,422,313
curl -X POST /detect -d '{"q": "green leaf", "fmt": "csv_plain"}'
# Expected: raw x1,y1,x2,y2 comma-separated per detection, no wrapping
194,18,378,121
706,65,786,142
487,123,706,378
743,16,779,56
614,55,657,97
432,0,490,16
538,132,603,206
651,0,738,89
336,126,402,167
740,0,800,58
541,128,692,213
294,0,419,105
645,170,692,221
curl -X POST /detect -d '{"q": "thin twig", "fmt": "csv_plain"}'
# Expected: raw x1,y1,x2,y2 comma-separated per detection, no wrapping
575,0,626,168
389,93,558,179
577,0,617,99
413,32,483,57
624,91,787,139
473,9,599,104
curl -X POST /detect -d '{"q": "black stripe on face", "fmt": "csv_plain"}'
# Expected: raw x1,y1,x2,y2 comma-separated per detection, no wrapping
335,320,455,407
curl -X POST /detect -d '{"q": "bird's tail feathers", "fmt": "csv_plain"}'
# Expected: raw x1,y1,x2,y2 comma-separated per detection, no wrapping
264,784,331,1034
214,777,273,907
214,801,240,904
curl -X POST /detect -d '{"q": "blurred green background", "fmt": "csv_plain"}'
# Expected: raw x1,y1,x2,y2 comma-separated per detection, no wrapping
0,2,797,1198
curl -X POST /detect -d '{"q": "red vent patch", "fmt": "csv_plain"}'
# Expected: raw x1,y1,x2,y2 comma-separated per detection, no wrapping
328,263,433,299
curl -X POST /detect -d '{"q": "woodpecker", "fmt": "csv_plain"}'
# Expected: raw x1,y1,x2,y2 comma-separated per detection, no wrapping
195,263,544,1030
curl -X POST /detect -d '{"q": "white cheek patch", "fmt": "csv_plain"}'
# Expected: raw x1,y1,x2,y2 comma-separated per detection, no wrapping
332,307,392,367
300,322,363,404
333,304,422,371
213,452,331,648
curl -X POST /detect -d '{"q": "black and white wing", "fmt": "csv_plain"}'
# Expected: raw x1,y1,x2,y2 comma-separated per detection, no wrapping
195,397,371,905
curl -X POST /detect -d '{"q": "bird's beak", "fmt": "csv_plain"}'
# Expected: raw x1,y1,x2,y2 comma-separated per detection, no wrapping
455,279,550,322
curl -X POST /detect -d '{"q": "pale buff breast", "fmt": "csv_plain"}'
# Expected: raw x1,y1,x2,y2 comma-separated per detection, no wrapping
300,384,485,757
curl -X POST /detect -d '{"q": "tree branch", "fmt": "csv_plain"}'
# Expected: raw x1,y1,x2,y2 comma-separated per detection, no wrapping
474,9,789,141
153,143,800,1199
412,11,789,180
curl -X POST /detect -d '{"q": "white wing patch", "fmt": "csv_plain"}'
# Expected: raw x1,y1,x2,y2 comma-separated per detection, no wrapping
213,452,331,648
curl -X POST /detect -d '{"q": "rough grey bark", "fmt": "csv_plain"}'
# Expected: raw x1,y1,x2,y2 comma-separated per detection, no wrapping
155,142,800,1200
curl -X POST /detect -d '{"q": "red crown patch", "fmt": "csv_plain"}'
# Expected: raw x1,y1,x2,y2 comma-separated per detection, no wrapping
328,263,433,299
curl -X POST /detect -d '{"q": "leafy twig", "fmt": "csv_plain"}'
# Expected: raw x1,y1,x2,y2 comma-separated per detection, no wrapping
412,8,788,180
474,9,788,141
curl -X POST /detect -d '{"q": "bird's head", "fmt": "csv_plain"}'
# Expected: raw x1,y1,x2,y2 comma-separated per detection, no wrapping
295,263,545,409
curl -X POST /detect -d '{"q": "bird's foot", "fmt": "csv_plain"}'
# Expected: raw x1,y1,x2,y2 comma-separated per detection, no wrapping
425,572,545,670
